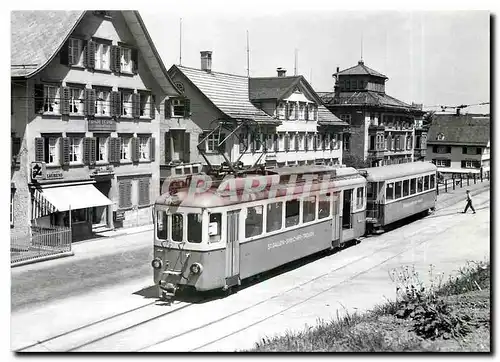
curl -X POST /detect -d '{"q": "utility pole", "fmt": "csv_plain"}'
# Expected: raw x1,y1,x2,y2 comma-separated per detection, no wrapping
179,18,182,65
246,30,250,77
294,49,298,76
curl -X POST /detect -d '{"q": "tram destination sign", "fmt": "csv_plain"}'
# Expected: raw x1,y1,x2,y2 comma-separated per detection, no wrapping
88,119,117,132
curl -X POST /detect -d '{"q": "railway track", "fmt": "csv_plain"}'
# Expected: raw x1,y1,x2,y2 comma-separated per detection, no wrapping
15,188,489,352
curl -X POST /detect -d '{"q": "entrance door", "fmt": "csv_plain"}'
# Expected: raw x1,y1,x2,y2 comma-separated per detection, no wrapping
331,193,341,248
342,189,352,229
225,210,240,288
92,180,111,228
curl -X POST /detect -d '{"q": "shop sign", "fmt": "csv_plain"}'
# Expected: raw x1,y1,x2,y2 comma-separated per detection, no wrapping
31,162,46,181
91,165,114,176
88,119,117,132
114,210,125,222
45,171,64,180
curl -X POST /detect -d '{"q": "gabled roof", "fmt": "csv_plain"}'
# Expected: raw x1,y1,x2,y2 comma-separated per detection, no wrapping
249,75,323,104
427,114,490,146
172,65,278,124
334,60,388,79
11,10,85,77
11,11,179,95
320,90,417,112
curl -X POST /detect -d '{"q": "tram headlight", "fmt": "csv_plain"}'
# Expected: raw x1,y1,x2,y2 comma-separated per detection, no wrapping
151,258,163,269
189,263,203,275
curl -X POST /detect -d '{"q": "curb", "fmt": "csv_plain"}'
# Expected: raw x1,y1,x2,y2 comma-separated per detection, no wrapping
11,251,75,268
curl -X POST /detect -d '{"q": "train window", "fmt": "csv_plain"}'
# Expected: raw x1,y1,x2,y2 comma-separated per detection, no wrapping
156,211,168,239
187,213,202,243
395,181,402,199
424,176,430,190
356,187,364,209
410,178,416,194
403,180,409,197
285,199,300,227
386,183,394,200
318,193,331,219
417,177,423,192
209,213,222,242
430,174,436,189
245,206,263,238
266,202,283,232
302,196,316,223
172,214,183,242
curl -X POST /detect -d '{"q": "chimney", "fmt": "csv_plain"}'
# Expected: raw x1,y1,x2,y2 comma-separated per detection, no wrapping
276,67,287,77
200,51,212,72
336,66,340,73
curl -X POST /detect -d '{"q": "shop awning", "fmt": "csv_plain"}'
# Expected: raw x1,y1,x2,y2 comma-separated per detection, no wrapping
32,183,113,218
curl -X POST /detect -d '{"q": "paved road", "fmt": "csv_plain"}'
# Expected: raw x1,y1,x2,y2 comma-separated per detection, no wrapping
11,180,489,312
11,183,489,351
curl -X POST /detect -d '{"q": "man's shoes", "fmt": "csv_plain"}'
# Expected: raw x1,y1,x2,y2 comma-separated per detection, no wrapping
461,211,466,213
473,212,476,214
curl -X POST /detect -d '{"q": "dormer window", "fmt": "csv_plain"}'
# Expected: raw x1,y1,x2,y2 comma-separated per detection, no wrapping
437,133,445,141
68,38,84,67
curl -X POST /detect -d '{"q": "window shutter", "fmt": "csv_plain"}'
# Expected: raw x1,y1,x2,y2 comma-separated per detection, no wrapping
446,146,452,153
285,134,290,151
82,137,90,164
119,180,132,209
294,134,299,150
34,84,44,113
150,95,155,119
60,40,69,66
131,137,139,162
84,88,96,116
165,99,172,118
149,137,156,162
239,134,246,154
250,134,255,152
107,138,114,163
476,147,482,155
165,132,172,162
313,134,317,151
35,137,45,162
60,137,70,166
89,137,96,165
111,91,121,117
462,147,467,154
273,134,278,151
131,48,139,74
132,93,140,118
183,132,190,163
111,45,121,73
85,41,96,69
432,146,437,153
184,99,191,118
285,103,289,120
60,86,70,115
461,160,466,168
305,105,309,120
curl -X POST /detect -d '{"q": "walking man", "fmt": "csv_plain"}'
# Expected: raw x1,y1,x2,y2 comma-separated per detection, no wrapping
462,190,476,214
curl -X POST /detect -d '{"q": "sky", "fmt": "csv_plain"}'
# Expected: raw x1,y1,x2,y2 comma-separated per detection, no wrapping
140,8,490,114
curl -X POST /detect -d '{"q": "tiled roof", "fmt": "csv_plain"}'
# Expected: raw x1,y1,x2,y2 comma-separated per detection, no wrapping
174,65,278,124
317,105,348,126
249,76,302,100
427,114,490,146
320,91,415,111
334,60,388,79
11,11,84,77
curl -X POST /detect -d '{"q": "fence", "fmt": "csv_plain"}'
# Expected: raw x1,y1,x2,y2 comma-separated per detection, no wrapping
11,225,72,265
436,171,490,196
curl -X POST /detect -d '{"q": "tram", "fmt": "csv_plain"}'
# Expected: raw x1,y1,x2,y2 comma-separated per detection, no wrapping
151,162,437,299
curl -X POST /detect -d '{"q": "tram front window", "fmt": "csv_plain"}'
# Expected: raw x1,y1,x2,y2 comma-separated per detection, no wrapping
156,211,168,240
172,214,183,242
209,213,222,243
245,206,263,238
187,213,202,243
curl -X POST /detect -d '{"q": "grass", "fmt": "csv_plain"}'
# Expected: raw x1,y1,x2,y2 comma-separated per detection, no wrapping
248,261,490,352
